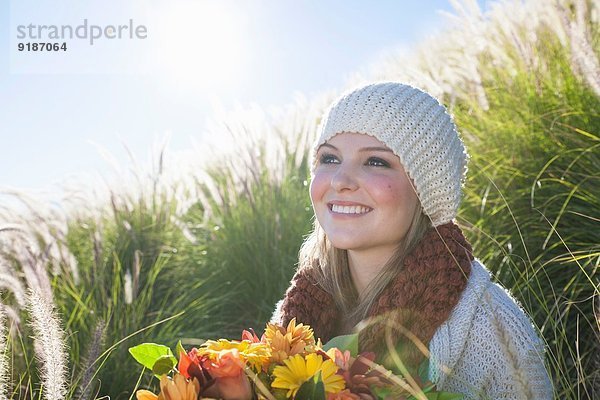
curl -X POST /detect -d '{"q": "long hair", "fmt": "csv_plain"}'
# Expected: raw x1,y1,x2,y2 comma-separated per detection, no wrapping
298,201,432,329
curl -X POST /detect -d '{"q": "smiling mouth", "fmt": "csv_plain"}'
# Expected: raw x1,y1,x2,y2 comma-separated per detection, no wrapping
329,204,373,215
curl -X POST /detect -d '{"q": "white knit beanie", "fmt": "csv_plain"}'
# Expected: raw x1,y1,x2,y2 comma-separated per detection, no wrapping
313,82,468,227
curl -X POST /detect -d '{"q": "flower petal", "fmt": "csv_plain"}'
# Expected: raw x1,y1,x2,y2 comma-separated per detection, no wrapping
136,390,158,400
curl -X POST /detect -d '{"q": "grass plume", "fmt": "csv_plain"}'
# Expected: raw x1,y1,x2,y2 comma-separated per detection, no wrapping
0,306,9,400
73,319,106,400
27,289,68,400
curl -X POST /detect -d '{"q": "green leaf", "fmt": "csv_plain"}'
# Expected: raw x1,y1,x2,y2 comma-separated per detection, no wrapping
129,343,176,370
322,333,359,357
152,354,177,375
295,371,325,400
175,340,186,359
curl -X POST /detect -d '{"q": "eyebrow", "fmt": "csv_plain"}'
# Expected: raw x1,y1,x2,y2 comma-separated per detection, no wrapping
319,143,393,153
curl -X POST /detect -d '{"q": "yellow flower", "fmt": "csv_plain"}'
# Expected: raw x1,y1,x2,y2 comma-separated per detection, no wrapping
264,318,316,362
272,353,345,398
198,338,270,370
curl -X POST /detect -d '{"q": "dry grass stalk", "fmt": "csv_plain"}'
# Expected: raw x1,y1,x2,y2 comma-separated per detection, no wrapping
559,0,600,97
27,289,68,400
0,306,9,400
74,319,106,400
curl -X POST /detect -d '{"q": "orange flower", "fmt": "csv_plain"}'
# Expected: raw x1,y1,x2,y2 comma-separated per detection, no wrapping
203,349,245,378
241,328,263,343
136,390,158,400
136,374,200,400
178,348,200,379
202,349,252,400
178,347,216,392
264,318,316,363
327,389,362,400
161,374,200,400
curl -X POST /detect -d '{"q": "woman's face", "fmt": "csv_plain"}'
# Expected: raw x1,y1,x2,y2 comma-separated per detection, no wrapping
310,132,419,254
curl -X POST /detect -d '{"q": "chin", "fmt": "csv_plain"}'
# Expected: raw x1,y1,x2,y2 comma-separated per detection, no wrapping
327,236,363,251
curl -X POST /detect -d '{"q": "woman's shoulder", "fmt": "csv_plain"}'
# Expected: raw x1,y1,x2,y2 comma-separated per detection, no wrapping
429,260,552,398
440,259,537,330
463,261,544,347
431,259,546,360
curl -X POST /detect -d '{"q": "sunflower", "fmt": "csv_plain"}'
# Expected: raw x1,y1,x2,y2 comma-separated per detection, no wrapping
264,318,316,362
272,353,345,398
198,338,270,370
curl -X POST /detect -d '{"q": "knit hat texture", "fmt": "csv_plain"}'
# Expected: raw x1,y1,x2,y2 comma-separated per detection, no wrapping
314,82,468,226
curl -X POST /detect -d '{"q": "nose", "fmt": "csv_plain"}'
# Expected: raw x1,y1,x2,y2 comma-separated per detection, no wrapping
331,164,359,192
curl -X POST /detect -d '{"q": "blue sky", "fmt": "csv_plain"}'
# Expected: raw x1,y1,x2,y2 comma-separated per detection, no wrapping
1,0,482,195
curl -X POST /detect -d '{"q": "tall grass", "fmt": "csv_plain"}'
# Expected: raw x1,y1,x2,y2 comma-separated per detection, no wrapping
0,167,229,398
57,175,234,397
0,0,596,398
189,116,316,336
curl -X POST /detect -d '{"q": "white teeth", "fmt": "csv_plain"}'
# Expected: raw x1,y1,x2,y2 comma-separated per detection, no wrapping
331,204,371,214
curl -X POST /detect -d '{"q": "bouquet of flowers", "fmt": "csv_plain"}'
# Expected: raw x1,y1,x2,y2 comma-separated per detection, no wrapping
130,319,462,400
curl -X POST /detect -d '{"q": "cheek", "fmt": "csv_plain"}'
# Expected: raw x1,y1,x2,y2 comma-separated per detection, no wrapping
370,175,417,210
309,172,329,205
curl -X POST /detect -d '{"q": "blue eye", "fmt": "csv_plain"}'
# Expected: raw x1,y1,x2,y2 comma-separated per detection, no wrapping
366,157,390,167
319,153,339,164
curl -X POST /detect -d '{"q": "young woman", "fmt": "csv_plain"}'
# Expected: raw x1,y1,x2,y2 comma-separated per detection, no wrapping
272,82,552,399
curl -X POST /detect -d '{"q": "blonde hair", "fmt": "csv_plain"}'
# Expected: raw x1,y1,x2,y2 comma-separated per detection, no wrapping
298,202,432,329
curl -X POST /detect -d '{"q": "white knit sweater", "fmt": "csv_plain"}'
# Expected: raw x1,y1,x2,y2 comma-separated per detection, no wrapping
272,260,553,399
428,260,553,399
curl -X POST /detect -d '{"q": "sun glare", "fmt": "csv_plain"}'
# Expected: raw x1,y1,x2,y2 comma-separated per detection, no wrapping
151,1,248,91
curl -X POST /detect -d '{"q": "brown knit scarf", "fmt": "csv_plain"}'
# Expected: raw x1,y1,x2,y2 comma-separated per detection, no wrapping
278,222,473,373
